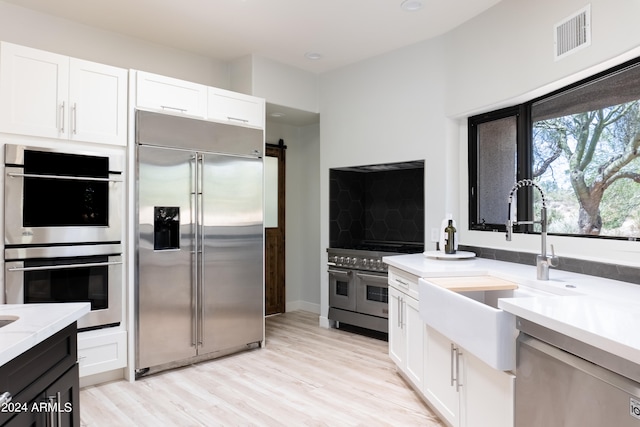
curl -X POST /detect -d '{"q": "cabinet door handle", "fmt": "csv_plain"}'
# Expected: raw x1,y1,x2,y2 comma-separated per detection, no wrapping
450,343,455,387
46,395,56,427
72,102,77,134
396,278,410,288
59,101,65,133
227,116,249,123
455,348,463,392
0,391,11,406
160,105,188,113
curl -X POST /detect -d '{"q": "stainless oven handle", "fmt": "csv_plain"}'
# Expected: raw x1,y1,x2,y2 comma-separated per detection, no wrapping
327,269,352,276
8,261,123,272
355,272,387,281
7,172,123,183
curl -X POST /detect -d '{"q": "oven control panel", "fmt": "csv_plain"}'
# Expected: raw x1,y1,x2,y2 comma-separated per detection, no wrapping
328,254,388,272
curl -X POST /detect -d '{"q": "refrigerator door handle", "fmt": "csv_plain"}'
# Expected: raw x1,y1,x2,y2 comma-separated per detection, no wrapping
197,154,205,347
191,154,199,348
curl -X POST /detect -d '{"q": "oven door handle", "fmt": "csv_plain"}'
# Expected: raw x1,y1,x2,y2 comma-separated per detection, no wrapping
327,269,352,276
355,272,387,281
7,261,123,272
7,172,123,183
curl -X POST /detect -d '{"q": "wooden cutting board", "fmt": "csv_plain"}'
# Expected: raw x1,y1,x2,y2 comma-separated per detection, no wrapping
425,276,518,292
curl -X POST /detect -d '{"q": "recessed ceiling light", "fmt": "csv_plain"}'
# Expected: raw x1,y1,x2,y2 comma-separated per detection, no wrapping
401,0,423,11
270,112,285,118
304,52,323,60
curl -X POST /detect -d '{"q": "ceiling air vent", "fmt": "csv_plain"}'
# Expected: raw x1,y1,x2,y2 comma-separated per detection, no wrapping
554,4,591,61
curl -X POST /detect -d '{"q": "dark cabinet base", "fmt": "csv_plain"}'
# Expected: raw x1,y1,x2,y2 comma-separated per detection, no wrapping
0,323,80,426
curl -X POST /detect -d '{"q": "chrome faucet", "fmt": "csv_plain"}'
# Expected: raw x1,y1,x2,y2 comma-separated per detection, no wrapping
506,179,559,280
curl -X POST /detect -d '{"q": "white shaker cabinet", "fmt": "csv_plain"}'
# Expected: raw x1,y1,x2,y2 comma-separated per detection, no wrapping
0,42,127,145
464,349,514,427
207,87,265,128
136,71,207,118
78,328,127,378
424,326,515,427
388,267,424,390
424,326,463,427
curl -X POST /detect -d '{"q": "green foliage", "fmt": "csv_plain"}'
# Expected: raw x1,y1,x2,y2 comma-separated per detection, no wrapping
533,100,640,238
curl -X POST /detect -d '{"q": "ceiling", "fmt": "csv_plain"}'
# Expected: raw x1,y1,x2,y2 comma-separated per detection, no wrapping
5,0,501,74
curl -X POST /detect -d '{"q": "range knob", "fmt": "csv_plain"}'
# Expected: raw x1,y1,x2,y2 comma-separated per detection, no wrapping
339,256,345,264
352,257,358,266
362,259,368,268
376,259,382,269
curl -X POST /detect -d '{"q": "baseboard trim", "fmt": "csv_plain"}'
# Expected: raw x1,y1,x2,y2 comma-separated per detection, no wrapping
286,300,320,314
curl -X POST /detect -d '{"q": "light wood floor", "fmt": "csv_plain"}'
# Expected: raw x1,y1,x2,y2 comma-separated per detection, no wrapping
80,311,443,426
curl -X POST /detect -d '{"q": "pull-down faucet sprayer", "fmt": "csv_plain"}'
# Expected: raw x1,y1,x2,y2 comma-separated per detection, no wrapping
506,179,559,280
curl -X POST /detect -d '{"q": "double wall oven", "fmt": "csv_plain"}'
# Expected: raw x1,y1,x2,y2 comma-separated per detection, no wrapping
3,144,123,330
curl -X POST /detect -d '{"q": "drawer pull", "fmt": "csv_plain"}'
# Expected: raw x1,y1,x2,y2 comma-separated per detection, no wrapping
0,391,11,406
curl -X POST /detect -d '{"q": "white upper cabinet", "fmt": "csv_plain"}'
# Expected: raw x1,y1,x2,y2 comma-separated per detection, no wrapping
208,87,264,128
69,58,127,145
136,71,207,118
0,42,127,145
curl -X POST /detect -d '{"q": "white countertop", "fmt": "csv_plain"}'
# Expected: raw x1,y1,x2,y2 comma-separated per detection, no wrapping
384,253,640,366
0,303,90,366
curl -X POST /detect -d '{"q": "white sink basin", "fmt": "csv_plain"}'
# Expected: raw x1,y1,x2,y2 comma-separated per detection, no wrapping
419,277,550,371
0,315,19,328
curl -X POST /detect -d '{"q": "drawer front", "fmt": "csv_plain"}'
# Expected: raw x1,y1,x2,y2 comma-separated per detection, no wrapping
388,267,419,299
78,330,127,377
208,87,264,128
136,71,207,118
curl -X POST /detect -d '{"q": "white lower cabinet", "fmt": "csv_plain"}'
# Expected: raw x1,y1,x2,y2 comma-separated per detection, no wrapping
423,326,515,427
388,268,424,390
424,326,462,426
464,349,514,427
388,267,514,427
78,328,127,377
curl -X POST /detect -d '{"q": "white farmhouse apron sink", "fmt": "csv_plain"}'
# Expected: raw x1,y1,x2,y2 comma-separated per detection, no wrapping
418,276,553,371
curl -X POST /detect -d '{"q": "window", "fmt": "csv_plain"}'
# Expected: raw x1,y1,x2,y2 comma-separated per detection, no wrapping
469,58,640,239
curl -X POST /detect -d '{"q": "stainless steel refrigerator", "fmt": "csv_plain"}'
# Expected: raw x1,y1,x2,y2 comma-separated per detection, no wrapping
135,110,264,376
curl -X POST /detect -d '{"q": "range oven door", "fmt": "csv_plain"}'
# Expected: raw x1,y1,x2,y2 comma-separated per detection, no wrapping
4,144,123,246
328,268,356,311
355,272,389,319
5,244,123,331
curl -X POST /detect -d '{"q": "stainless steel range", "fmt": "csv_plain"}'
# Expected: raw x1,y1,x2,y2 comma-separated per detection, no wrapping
327,243,422,334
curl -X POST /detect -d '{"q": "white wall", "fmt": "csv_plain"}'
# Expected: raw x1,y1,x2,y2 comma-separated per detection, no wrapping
265,122,321,313
317,0,640,324
249,56,319,114
318,39,448,324
445,0,640,117
0,1,229,87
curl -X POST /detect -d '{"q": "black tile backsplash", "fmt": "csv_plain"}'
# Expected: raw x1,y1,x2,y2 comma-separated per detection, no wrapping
330,165,424,248
460,245,640,286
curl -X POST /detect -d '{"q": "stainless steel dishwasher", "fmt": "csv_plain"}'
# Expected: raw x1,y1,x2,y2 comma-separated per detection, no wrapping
516,318,640,427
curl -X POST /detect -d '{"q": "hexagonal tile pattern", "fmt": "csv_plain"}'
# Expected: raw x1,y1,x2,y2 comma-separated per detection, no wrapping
329,165,424,248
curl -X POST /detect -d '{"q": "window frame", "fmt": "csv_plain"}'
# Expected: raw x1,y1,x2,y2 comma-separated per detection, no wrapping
468,55,640,240
468,104,531,233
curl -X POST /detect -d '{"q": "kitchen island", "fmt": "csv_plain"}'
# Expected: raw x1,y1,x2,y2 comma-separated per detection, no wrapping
0,303,89,426
383,253,640,427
